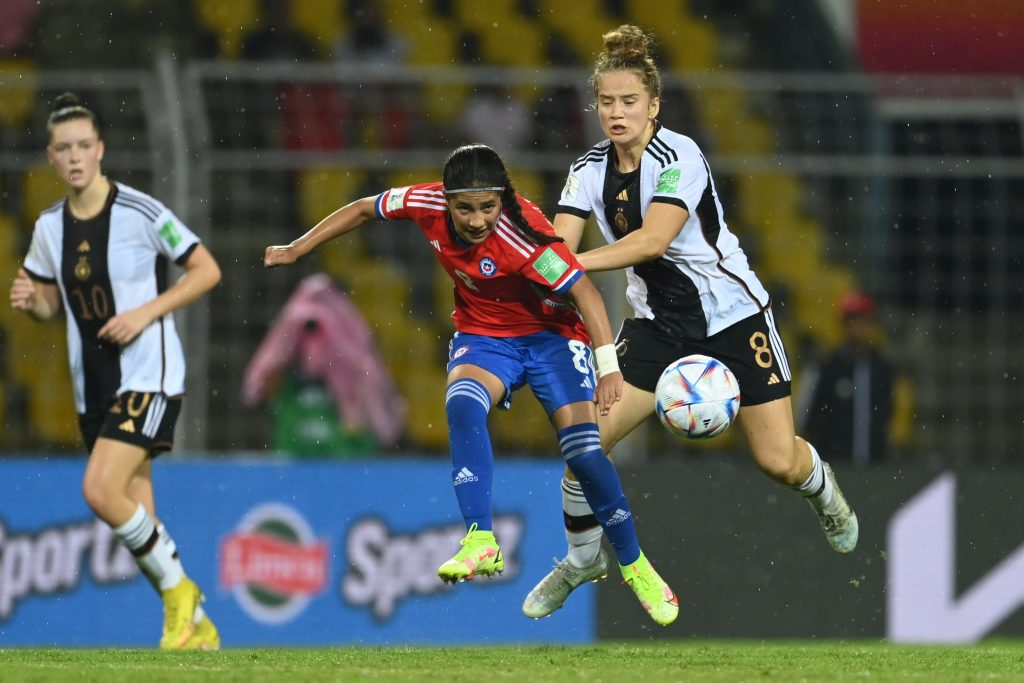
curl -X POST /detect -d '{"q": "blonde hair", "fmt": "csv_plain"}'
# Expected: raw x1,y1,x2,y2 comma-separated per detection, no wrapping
588,24,662,102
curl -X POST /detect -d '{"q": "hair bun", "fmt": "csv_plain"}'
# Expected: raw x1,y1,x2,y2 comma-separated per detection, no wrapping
50,92,82,113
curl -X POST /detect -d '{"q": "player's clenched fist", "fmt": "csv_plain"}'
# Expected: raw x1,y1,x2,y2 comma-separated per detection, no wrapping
10,268,37,310
264,244,299,268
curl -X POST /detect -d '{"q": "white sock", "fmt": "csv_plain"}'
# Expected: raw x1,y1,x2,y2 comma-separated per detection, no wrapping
562,478,603,568
113,504,184,591
793,442,834,509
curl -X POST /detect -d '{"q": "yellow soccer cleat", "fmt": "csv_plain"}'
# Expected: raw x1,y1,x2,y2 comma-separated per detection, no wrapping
620,551,679,626
159,577,200,649
182,613,220,651
437,523,504,583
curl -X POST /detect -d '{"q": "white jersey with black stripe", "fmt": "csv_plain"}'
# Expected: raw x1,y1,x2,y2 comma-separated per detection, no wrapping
557,124,770,339
23,182,201,414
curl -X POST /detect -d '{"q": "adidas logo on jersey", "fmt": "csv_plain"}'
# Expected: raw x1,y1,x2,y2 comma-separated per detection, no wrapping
119,419,136,433
430,239,441,252
768,373,781,385
453,467,479,486
605,508,632,526
580,376,593,390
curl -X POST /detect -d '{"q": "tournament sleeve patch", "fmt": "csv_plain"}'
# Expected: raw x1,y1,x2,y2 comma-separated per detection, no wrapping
386,186,410,213
560,174,581,202
159,220,182,247
532,247,570,285
656,168,681,194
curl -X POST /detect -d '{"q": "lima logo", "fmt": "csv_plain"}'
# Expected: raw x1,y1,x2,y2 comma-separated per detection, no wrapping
479,257,497,277
219,503,329,624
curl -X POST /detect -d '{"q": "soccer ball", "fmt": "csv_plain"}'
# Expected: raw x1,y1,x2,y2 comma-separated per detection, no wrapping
655,354,741,439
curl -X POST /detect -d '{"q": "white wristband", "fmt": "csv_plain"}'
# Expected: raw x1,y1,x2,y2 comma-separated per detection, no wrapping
594,344,620,378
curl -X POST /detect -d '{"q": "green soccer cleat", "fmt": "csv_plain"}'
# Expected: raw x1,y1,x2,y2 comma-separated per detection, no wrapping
620,551,679,626
438,523,504,584
811,462,859,553
159,577,201,649
522,549,609,619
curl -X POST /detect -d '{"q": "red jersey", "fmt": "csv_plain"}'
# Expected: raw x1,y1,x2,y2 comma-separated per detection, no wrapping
374,182,588,342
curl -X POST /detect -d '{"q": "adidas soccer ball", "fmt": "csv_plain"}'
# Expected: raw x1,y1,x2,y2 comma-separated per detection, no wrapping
655,354,741,439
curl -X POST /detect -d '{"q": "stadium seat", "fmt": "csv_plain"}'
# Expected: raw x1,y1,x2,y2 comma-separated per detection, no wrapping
401,23,457,66
288,0,347,57
297,167,366,229
536,0,610,61
0,58,37,131
7,314,79,446
22,164,65,225
388,167,437,189
452,0,521,32
379,0,432,31
507,169,545,208
479,17,545,67
354,263,409,313
192,0,260,59
0,214,20,328
399,362,449,450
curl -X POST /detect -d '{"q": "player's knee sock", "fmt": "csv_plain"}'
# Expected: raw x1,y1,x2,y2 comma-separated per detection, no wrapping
562,477,603,567
793,441,835,509
446,378,494,531
113,504,184,591
558,423,640,566
155,523,206,623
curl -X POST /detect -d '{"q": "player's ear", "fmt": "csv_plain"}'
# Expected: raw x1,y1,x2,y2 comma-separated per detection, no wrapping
648,96,660,121
97,139,105,163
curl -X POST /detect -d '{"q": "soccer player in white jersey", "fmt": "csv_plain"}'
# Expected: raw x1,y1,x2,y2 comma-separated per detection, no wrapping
9,93,222,649
522,25,859,620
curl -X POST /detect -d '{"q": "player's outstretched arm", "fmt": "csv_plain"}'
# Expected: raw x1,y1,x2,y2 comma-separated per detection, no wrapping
10,268,60,321
264,196,378,268
566,274,622,415
575,203,688,273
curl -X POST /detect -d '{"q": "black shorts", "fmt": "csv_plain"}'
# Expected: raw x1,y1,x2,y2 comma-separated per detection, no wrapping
616,310,793,407
78,392,182,456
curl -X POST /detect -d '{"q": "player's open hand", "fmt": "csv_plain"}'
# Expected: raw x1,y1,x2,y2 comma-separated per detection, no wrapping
98,307,153,346
10,268,37,311
595,371,623,416
264,245,299,268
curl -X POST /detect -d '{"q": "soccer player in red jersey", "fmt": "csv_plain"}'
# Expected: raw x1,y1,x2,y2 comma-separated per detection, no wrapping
264,144,679,625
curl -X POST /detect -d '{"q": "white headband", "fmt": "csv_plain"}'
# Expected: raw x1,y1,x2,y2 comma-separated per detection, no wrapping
444,186,504,195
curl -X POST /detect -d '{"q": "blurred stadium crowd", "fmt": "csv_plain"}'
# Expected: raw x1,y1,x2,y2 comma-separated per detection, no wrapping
0,0,1021,464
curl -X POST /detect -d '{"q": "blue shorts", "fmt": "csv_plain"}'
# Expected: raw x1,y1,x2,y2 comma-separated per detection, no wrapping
447,331,596,415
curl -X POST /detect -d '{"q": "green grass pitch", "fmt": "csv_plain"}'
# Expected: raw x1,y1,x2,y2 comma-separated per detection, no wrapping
3,641,1023,682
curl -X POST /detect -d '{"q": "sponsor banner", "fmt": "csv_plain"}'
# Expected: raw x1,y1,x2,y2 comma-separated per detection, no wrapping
0,458,591,646
598,459,1024,642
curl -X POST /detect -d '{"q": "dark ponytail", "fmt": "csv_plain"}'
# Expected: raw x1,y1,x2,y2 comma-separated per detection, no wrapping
443,144,563,246
47,92,102,138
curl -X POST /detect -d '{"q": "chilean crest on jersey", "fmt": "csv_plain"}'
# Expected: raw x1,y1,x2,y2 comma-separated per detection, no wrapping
479,257,497,277
532,248,569,285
